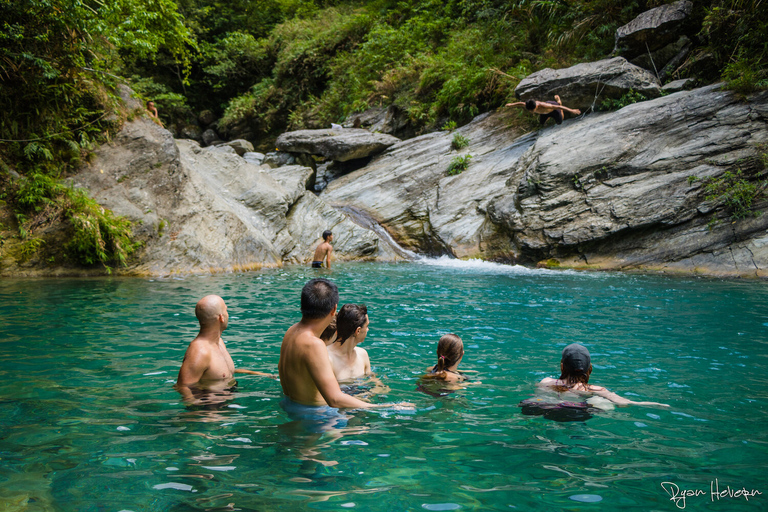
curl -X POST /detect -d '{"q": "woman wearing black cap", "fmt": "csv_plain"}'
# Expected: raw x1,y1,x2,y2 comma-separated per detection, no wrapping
538,343,669,407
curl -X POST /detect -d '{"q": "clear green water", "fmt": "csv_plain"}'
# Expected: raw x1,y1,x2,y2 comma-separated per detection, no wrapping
1,260,767,511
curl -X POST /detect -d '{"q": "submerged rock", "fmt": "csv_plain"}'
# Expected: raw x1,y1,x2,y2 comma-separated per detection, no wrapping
514,57,661,112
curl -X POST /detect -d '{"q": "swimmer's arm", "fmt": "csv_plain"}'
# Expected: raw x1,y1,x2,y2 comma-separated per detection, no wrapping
590,386,669,407
505,101,526,108
235,369,278,379
326,246,333,269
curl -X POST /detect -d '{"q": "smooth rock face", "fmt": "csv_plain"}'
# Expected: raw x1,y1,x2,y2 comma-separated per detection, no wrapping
276,128,401,162
514,57,661,112
615,0,693,59
324,85,768,278
323,113,534,258
69,119,397,275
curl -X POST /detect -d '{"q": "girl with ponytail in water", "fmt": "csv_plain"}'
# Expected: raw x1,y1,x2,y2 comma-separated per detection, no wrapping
425,334,467,383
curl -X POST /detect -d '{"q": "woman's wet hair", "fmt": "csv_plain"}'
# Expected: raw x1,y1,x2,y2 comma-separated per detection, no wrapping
433,333,463,374
525,99,536,110
336,304,368,344
300,278,339,319
319,315,337,343
558,344,592,387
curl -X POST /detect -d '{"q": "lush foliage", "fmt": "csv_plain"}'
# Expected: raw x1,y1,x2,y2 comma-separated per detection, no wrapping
599,89,649,111
0,0,194,268
699,0,768,94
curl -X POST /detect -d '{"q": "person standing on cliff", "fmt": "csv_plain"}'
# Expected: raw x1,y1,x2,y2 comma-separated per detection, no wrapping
311,230,334,269
505,95,581,126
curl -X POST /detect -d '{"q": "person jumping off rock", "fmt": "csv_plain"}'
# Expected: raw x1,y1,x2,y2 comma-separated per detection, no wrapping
505,95,581,126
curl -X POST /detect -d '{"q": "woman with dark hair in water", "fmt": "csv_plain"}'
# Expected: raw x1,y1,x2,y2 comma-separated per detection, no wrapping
538,343,669,406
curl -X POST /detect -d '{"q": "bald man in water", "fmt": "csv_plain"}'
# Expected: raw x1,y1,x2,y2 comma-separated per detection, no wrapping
176,295,272,400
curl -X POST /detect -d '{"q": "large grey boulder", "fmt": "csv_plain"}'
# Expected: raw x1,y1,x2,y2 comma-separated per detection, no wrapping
514,57,661,112
66,119,398,276
276,128,401,162
615,0,693,59
323,85,768,278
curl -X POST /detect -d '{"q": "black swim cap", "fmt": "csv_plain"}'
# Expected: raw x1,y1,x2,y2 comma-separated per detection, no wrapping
561,343,591,374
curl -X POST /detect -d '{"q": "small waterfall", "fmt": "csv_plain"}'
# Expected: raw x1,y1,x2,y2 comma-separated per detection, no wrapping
335,205,420,260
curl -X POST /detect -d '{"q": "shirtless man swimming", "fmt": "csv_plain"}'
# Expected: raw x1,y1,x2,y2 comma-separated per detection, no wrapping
327,304,371,380
278,279,405,409
176,295,272,402
311,230,334,269
506,95,581,126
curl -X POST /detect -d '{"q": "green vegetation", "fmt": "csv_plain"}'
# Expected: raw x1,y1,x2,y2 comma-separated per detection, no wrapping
692,169,767,225
689,151,768,226
699,0,768,94
0,0,193,269
599,89,648,111
451,133,470,150
447,154,472,176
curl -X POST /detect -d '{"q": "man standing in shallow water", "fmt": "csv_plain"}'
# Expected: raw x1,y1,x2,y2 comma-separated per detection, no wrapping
311,230,334,269
176,295,272,402
278,278,409,409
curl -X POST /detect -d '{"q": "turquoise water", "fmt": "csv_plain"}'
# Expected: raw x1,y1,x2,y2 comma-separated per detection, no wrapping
1,260,767,511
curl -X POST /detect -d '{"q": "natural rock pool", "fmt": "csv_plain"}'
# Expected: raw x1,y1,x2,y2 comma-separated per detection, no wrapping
1,260,766,511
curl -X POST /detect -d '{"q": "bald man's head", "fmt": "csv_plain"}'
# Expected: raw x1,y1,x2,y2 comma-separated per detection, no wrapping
195,295,228,330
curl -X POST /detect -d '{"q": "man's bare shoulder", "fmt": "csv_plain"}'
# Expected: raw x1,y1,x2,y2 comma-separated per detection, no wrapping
184,337,211,356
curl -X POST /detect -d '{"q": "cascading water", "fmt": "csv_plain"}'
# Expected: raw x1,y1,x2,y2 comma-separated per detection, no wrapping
335,205,421,261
